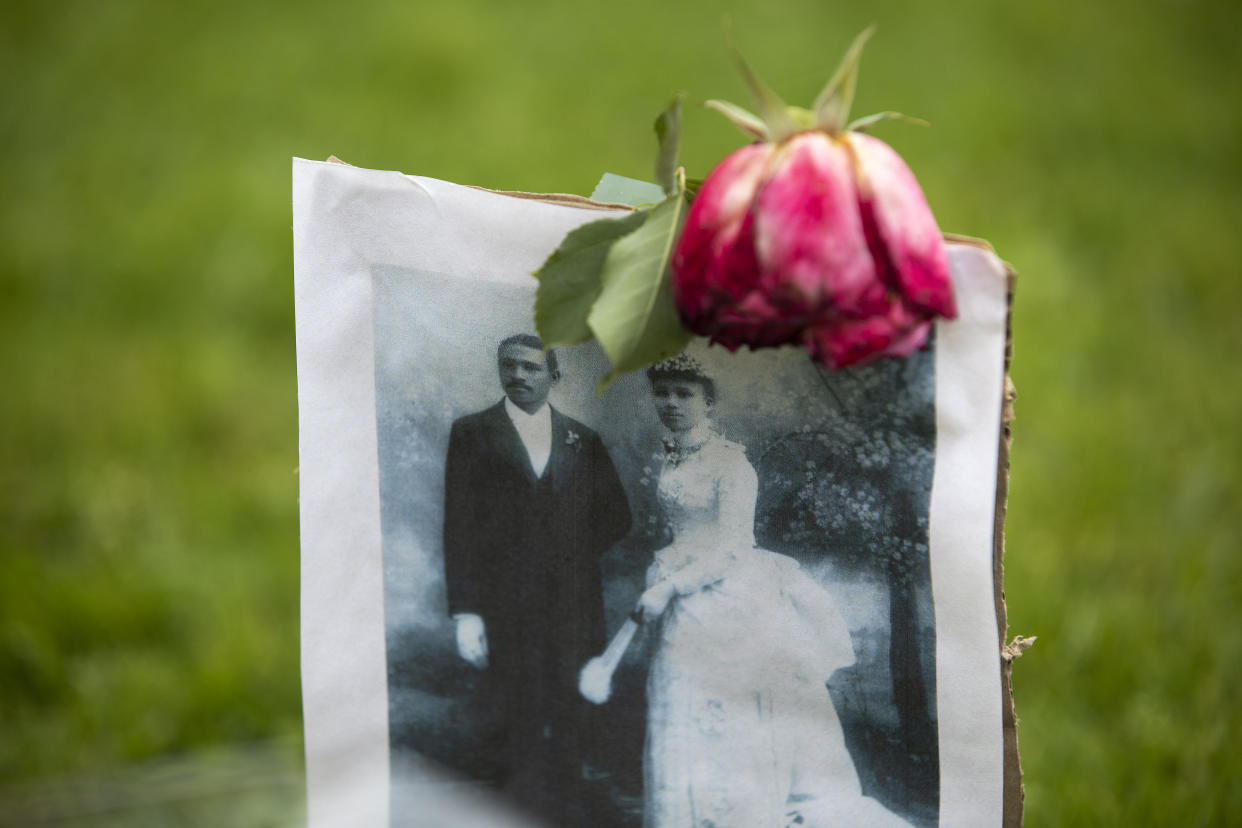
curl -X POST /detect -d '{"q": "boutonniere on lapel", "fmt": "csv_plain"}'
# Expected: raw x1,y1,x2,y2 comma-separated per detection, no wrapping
565,429,582,451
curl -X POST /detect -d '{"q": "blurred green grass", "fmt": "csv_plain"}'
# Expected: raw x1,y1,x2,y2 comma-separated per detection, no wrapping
2,0,1240,823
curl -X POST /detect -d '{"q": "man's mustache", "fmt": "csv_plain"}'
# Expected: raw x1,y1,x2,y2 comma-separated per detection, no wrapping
506,381,531,391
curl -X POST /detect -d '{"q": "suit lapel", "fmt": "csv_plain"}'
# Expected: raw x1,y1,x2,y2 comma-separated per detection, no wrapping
545,408,574,490
485,401,538,485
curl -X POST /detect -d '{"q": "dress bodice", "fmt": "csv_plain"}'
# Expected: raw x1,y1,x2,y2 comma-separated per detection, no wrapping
651,431,758,591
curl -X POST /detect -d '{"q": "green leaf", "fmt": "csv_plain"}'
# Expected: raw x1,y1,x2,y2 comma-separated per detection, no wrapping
590,173,665,207
846,110,930,132
703,99,768,141
588,178,692,390
812,25,876,133
654,94,684,196
533,209,648,347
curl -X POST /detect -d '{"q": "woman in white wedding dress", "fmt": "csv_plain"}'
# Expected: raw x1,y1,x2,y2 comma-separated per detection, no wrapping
634,355,910,828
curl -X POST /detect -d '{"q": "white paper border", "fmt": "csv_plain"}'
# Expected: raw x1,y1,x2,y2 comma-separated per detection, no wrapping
930,244,1008,825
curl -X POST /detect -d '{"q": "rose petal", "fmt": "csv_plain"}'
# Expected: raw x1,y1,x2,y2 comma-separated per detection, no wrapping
804,298,933,369
848,132,956,319
672,143,771,320
676,208,762,336
752,133,884,318
707,290,806,350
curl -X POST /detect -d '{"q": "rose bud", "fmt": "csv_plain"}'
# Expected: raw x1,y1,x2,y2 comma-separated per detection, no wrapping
670,29,957,369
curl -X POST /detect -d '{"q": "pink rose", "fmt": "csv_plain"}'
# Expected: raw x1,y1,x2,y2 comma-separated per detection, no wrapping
670,30,957,370
671,129,956,369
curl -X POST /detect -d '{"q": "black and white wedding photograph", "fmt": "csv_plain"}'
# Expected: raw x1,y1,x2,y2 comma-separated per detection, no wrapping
371,264,941,827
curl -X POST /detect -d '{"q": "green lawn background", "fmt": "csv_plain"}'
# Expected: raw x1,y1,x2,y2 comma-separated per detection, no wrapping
2,0,1239,824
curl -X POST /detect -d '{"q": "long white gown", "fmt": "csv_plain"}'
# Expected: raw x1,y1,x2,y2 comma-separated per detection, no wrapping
643,427,909,828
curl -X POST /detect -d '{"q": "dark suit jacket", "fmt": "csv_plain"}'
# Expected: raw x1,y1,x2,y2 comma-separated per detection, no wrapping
442,401,631,695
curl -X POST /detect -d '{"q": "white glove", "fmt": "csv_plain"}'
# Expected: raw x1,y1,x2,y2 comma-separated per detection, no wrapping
579,657,613,705
635,580,676,622
454,614,488,669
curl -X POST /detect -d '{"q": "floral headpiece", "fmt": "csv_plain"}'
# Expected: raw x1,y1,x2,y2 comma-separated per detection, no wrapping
646,353,710,381
647,353,716,405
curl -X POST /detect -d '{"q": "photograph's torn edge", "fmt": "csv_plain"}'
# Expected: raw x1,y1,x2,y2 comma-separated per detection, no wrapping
996,262,1025,828
946,232,1025,828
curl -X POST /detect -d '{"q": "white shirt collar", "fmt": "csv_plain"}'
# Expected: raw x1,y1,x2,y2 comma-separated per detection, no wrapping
503,397,554,478
504,397,551,425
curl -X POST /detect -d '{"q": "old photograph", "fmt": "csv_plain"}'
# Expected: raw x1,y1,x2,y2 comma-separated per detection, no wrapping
372,264,940,827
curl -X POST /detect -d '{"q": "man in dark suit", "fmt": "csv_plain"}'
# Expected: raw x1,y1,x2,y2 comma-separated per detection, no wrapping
443,333,631,825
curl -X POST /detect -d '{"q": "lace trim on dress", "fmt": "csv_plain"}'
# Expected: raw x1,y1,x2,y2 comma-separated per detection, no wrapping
661,424,717,468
